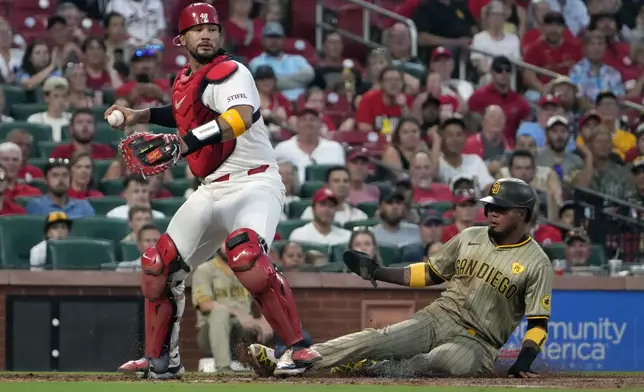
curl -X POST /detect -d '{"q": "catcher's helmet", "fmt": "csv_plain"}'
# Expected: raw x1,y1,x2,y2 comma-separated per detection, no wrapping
178,2,220,34
479,178,537,220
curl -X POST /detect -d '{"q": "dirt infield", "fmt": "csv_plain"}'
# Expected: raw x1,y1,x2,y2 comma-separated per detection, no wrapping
1,372,644,389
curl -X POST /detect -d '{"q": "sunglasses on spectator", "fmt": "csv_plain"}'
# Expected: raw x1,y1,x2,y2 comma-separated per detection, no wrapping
493,65,512,74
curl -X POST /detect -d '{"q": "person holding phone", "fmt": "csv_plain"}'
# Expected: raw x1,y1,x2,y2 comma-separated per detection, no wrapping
115,47,170,108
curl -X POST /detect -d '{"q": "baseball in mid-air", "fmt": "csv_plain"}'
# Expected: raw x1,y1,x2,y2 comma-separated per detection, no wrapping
107,110,125,127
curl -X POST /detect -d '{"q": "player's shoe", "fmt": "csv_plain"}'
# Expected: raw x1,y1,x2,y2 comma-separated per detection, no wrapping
118,357,150,373
118,355,184,380
247,343,278,377
149,364,185,380
330,359,377,376
273,346,322,376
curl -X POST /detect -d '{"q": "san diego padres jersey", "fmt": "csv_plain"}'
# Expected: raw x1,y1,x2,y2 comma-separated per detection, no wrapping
427,226,553,349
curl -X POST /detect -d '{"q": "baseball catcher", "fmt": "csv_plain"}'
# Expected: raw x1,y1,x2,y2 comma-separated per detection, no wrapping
249,178,553,378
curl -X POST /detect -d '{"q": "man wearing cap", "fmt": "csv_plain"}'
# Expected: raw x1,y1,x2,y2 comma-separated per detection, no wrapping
371,189,421,247
26,77,72,142
441,188,478,243
289,188,352,246
562,228,592,271
249,22,314,101
274,106,345,184
517,94,575,151
401,209,445,263
428,47,474,101
300,166,368,225
346,149,380,205
534,115,584,184
0,142,42,200
0,164,26,216
115,46,170,108
467,56,531,145
29,211,72,270
569,31,625,103
523,11,582,97
548,76,582,122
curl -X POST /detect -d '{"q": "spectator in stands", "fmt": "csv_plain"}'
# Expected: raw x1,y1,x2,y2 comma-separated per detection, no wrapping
624,41,644,98
356,49,391,97
403,209,444,261
371,189,420,247
65,64,96,109
0,142,41,199
544,0,589,36
346,148,380,205
313,32,362,91
106,0,166,46
575,125,636,199
590,13,631,70
16,39,64,90
288,87,337,136
411,72,463,119
409,151,452,204
522,0,576,48
67,152,103,200
301,166,367,225
147,173,172,200
47,15,81,65
441,188,478,243
463,105,510,168
590,91,636,160
0,89,14,122
103,12,131,65
277,160,300,204
50,108,114,160
626,4,644,43
387,23,426,87
523,12,582,99
116,223,161,271
527,208,563,245
25,159,94,218
224,0,265,62
569,31,625,103
468,56,531,146
471,1,521,82
0,164,26,216
289,188,351,246
382,117,425,173
0,18,22,84
349,229,382,265
411,0,476,58
274,106,345,184
278,242,305,271
5,129,43,180
517,94,573,150
575,110,627,162
29,211,72,270
261,0,284,24
438,116,494,193
116,47,170,108
558,200,577,227
428,47,474,102
535,116,584,184
26,76,71,142
249,22,314,102
255,65,291,132
563,228,592,269
106,174,165,220
56,2,85,44
355,67,413,133
547,76,583,122
122,205,153,242
482,0,527,36
81,37,122,91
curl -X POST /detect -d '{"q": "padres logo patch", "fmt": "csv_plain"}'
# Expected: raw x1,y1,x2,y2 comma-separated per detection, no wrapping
491,182,501,195
511,262,525,274
541,295,551,311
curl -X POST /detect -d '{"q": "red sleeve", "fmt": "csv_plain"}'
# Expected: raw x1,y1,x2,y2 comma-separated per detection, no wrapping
518,96,532,121
523,43,541,66
406,94,415,107
155,79,170,94
624,147,639,163
355,92,374,126
467,90,486,113
92,144,115,160
116,81,135,98
520,29,538,50
462,135,482,157
276,93,294,117
549,226,563,243
441,225,457,243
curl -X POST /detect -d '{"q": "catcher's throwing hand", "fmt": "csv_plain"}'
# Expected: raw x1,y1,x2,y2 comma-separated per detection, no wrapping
508,362,539,379
119,132,182,177
343,250,380,287
104,105,149,129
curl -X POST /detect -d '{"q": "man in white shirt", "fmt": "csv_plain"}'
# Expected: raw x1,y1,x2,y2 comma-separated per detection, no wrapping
274,106,345,183
29,211,72,270
289,188,351,246
438,116,495,193
27,77,72,142
106,174,165,220
116,223,161,272
105,0,167,46
300,166,367,225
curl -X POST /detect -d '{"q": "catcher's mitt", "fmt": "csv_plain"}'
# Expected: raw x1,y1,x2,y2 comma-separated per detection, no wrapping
119,132,182,177
343,249,380,287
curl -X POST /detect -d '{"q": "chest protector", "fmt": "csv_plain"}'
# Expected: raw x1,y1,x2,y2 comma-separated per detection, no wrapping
172,55,239,178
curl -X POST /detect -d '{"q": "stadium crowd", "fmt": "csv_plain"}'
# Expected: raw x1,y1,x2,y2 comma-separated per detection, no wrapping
0,0,642,278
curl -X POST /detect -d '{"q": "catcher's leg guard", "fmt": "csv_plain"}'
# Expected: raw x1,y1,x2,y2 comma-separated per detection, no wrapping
225,228,303,346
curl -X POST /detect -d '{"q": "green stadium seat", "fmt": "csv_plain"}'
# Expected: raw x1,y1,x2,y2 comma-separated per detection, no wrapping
305,165,338,182
379,244,402,266
300,181,324,198
296,241,330,257
71,216,130,259
153,217,171,232
343,219,380,231
29,179,48,193
102,89,116,105
330,244,348,263
167,178,192,197
357,201,378,217
89,105,110,122
171,161,188,178
2,85,28,111
14,196,36,208
87,196,125,215
0,122,53,157
99,179,125,195
318,261,346,273
27,157,49,173
38,140,61,157
543,244,606,267
10,103,50,120
62,123,122,145
149,125,178,135
0,215,44,268
48,238,115,270
287,199,311,219
120,241,141,261
427,201,454,215
276,219,309,239
151,198,184,216
93,160,113,183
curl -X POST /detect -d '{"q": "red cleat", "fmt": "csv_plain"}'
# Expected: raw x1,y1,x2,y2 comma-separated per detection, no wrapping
293,347,322,364
274,347,322,376
118,357,150,373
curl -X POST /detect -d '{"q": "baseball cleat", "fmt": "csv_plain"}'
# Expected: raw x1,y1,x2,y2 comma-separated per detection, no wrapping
149,364,185,380
330,359,377,376
248,343,277,377
118,357,150,373
273,346,322,377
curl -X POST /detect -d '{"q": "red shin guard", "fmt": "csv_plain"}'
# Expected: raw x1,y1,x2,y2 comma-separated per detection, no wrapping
141,233,180,358
225,228,303,346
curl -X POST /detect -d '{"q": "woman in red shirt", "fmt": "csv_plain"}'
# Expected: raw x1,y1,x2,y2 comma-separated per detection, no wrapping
255,65,292,128
224,0,265,62
80,37,122,92
68,152,103,199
